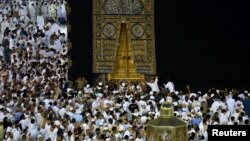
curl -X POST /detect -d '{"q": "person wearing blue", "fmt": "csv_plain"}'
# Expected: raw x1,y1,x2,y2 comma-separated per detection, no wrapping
243,93,250,116
74,113,83,124
191,113,202,126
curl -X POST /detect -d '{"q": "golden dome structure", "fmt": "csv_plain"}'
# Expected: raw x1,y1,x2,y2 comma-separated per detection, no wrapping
147,101,188,141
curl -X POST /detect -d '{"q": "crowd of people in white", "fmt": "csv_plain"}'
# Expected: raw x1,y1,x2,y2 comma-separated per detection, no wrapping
0,0,250,141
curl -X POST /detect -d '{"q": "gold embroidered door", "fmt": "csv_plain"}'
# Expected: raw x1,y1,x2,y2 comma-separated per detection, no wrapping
93,0,156,80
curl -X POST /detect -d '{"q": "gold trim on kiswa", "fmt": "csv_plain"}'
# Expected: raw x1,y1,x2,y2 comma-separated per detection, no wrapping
108,23,145,81
93,0,156,75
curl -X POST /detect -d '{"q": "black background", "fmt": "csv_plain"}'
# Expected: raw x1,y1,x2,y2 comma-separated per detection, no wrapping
208,125,250,140
68,0,250,91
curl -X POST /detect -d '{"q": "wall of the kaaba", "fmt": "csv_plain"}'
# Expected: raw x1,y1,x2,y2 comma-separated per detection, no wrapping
68,0,250,91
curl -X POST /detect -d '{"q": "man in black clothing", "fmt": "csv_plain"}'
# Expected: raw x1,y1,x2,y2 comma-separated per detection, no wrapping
129,99,139,113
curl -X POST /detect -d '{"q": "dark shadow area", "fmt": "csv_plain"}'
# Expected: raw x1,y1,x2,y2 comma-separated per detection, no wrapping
68,0,250,91
67,0,94,83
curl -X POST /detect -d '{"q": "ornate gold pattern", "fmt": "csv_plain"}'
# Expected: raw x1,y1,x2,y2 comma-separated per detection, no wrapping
103,23,116,38
93,0,156,75
131,23,145,38
108,23,144,80
103,0,144,15
147,102,188,141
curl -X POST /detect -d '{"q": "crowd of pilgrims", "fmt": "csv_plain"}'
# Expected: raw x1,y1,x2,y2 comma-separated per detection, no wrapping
1,0,250,141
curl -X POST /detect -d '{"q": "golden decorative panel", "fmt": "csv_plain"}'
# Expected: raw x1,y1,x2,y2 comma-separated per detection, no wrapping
103,0,144,15
108,23,144,80
0,123,3,141
147,102,188,141
93,0,156,75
